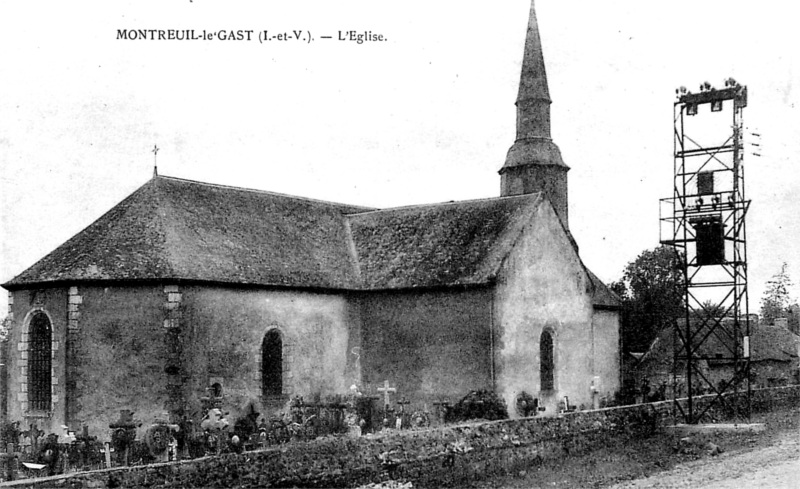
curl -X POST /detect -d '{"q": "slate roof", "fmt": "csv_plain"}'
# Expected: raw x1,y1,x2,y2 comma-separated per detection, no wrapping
585,269,620,310
4,175,619,307
693,320,800,363
4,176,370,289
751,324,800,362
348,195,538,289
638,320,800,370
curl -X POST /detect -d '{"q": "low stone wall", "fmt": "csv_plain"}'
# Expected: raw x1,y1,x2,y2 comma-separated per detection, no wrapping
5,386,798,488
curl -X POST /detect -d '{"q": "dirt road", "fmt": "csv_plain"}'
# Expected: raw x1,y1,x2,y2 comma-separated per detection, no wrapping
607,428,799,489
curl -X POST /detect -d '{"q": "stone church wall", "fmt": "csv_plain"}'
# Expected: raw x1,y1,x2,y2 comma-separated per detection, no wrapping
180,286,360,420
74,285,169,437
6,285,170,440
4,284,362,441
357,287,493,409
590,309,621,405
6,287,69,436
493,201,597,416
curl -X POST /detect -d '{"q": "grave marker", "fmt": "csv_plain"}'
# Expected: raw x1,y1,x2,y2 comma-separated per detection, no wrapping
376,380,396,411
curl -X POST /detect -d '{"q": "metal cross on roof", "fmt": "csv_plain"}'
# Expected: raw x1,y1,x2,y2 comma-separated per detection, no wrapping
152,144,160,176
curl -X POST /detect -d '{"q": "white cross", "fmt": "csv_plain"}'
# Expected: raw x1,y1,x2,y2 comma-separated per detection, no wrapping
376,380,397,407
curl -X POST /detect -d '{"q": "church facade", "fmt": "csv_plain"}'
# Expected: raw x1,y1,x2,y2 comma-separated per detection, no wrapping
2,2,620,439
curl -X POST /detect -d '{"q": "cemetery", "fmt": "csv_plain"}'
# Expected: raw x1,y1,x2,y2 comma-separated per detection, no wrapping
0,3,623,484
0,385,794,487
0,380,509,481
3,1,795,486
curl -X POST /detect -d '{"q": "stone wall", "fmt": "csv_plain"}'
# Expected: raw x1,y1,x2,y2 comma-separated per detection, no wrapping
75,285,170,438
181,286,360,422
590,309,621,408
7,287,69,436
6,286,173,438
4,284,362,439
10,386,797,488
357,287,493,409
493,200,601,415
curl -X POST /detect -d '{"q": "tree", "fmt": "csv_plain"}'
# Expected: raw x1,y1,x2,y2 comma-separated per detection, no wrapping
760,263,795,327
788,303,800,336
612,245,685,353
694,299,728,318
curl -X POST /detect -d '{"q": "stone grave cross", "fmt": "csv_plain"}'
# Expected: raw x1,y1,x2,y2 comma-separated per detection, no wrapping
27,424,43,454
376,380,397,411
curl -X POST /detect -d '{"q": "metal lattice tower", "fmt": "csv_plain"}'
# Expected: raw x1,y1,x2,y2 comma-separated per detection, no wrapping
660,80,752,423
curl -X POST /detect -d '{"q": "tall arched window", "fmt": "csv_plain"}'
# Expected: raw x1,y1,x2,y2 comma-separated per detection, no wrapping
29,312,52,411
540,330,554,392
262,329,283,398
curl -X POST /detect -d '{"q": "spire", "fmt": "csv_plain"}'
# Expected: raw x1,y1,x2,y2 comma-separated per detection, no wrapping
500,0,569,229
517,0,551,127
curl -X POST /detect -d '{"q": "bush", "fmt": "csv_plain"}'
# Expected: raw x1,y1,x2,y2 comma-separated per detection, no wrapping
612,384,638,406
447,390,508,423
515,391,538,417
623,405,660,438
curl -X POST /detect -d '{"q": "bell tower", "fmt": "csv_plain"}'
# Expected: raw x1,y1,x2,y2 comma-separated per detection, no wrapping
499,0,569,229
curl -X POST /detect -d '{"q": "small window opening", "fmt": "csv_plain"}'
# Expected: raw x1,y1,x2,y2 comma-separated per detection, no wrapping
262,330,283,397
540,330,554,392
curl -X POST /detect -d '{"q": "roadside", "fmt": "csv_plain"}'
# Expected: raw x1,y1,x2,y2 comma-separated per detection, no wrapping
468,406,799,489
606,427,798,489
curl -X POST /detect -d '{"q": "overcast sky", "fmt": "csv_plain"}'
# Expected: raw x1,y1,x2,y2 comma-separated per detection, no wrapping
1,0,798,317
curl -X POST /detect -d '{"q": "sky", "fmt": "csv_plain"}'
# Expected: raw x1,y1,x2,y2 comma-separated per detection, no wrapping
1,0,798,318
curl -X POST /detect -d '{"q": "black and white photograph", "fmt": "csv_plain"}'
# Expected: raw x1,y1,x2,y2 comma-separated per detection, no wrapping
0,1,798,487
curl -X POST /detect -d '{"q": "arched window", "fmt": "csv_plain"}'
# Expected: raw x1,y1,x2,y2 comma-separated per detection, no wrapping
540,330,554,392
29,312,52,411
262,329,283,398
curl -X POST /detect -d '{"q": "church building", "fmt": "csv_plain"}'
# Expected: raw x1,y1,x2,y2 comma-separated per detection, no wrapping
2,2,620,438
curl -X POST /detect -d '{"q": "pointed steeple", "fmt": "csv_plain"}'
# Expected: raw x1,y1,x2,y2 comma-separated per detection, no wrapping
500,0,569,228
516,0,554,139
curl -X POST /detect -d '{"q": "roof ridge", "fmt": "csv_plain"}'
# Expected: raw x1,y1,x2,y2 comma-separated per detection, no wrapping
3,178,170,287
341,216,362,283
151,178,180,277
475,193,544,282
346,192,541,217
156,174,376,211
